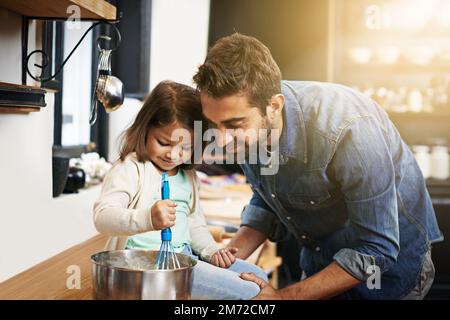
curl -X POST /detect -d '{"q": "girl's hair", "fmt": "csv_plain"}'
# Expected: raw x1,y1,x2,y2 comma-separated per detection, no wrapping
119,81,202,170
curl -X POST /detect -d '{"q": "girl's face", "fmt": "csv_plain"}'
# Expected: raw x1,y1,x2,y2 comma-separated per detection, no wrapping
146,121,194,174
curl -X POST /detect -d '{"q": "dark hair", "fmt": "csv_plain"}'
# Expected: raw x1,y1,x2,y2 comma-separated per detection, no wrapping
193,33,282,114
119,81,202,169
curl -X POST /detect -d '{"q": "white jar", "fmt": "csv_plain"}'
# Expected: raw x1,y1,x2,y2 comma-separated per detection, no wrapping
430,145,450,180
413,145,431,179
408,89,423,113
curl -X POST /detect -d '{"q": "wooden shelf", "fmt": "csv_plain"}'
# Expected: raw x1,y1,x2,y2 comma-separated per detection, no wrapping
343,62,450,73
0,106,41,114
0,82,46,113
344,29,450,41
387,111,450,121
0,0,117,20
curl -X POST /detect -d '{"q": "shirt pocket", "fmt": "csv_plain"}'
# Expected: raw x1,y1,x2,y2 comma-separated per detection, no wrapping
286,192,331,211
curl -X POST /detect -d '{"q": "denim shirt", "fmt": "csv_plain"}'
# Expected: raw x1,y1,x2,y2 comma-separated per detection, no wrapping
240,81,443,299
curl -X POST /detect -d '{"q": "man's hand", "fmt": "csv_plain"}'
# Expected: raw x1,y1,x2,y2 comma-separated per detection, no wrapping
211,247,239,268
240,273,284,299
151,199,177,230
241,262,361,300
227,226,267,260
243,262,361,300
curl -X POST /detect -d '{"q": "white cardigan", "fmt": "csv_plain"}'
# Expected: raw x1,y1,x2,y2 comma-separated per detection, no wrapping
93,152,220,261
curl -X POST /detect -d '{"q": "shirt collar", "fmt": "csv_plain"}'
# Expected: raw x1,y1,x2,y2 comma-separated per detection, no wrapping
278,81,308,165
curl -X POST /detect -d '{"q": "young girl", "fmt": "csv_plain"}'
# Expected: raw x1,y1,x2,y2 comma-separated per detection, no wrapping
93,81,268,299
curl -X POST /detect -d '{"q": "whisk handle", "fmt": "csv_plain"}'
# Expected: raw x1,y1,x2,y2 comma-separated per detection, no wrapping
161,173,172,241
161,172,170,200
161,228,172,241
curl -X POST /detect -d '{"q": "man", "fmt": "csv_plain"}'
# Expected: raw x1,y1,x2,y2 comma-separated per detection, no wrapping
193,33,443,299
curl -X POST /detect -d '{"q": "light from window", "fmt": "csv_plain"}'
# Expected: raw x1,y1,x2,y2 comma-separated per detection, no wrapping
61,22,93,146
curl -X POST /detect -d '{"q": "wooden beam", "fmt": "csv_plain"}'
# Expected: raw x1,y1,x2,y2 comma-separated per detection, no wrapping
0,0,117,20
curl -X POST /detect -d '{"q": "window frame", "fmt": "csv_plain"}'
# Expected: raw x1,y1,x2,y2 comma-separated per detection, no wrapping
41,20,108,159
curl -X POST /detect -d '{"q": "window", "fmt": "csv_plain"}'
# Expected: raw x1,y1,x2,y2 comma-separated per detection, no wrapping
60,22,93,146
42,21,108,158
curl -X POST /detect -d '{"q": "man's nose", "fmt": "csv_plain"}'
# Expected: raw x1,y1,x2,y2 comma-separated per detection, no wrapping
216,128,234,148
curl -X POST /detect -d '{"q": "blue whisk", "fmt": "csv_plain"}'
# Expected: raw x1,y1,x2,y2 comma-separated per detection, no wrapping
155,173,181,269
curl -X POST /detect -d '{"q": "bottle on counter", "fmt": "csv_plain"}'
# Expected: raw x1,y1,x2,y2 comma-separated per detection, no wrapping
422,88,434,113
408,89,423,113
430,76,449,113
413,145,431,179
430,145,450,180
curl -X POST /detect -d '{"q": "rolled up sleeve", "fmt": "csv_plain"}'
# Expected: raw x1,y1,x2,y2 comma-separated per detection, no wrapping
330,116,400,281
241,191,288,242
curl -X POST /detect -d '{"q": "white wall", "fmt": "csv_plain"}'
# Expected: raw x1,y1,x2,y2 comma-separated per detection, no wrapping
108,97,143,162
108,0,210,161
0,9,99,282
149,0,210,89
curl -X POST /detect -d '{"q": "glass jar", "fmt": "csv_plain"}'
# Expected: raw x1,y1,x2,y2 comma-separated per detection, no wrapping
408,89,423,113
413,145,431,179
430,145,450,180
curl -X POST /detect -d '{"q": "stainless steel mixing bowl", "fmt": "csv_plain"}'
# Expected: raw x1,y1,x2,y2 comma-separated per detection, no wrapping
91,250,196,300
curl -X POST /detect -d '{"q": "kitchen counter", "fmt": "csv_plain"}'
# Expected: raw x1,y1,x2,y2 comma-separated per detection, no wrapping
0,181,281,299
0,234,106,299
0,234,280,299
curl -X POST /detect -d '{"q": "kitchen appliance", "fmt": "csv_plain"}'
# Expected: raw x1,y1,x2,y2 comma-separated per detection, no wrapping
52,157,70,197
63,167,86,193
91,250,196,300
155,173,181,270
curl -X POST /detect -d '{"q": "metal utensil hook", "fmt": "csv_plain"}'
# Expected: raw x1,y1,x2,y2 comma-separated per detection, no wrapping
25,21,121,83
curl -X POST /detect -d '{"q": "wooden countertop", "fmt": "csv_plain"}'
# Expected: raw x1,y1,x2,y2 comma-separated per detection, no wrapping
0,234,107,300
0,183,281,299
0,234,278,299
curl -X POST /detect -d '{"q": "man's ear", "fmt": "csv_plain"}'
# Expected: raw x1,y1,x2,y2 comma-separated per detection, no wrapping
265,94,285,121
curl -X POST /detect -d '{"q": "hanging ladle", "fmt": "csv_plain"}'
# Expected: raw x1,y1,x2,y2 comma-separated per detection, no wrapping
89,35,124,125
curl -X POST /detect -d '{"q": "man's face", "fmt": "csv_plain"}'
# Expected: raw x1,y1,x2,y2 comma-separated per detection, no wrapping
200,92,267,155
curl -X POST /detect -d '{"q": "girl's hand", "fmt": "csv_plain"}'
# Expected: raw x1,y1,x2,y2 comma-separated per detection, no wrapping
151,199,177,230
211,247,239,268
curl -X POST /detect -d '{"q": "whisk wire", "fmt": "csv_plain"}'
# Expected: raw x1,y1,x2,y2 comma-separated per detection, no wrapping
169,242,181,269
155,240,182,270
